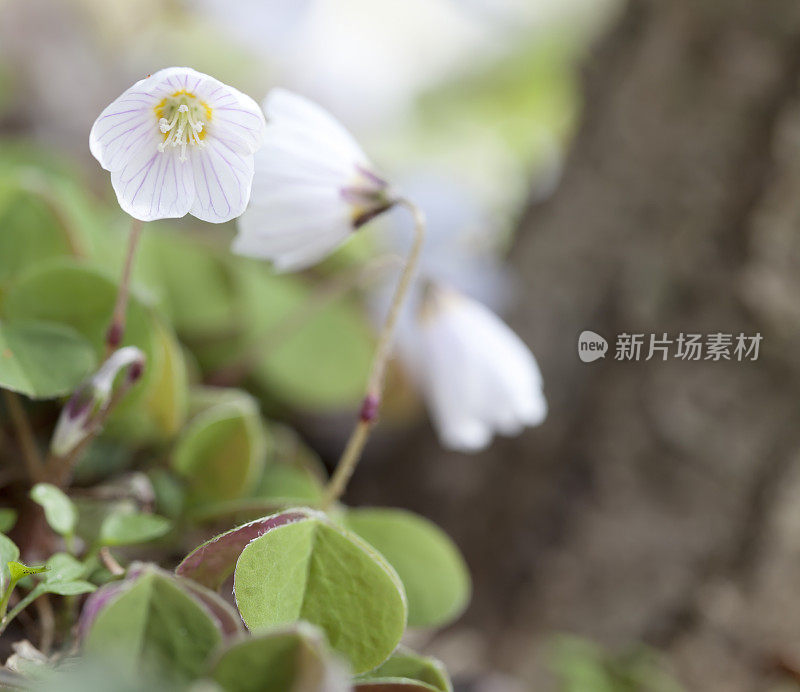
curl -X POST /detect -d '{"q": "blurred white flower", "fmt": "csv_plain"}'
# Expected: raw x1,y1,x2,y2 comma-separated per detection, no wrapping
407,283,546,452
51,347,146,457
90,66,266,223
233,88,396,272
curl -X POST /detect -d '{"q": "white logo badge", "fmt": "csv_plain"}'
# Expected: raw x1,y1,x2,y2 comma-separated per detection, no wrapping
578,330,608,362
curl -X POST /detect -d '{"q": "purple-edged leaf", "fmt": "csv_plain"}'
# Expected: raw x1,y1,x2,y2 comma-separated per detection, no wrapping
76,579,130,642
175,509,310,589
82,564,221,683
78,563,242,642
179,576,244,637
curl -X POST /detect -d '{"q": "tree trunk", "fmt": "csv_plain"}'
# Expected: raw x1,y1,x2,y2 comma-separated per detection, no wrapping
351,0,800,689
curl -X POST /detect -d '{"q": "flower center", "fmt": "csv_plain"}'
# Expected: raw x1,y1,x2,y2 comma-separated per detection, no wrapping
341,166,394,228
154,91,212,161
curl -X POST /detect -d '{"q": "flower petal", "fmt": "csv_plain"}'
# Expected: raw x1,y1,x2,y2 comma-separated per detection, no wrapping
234,185,352,271
90,94,158,172
196,80,266,155
265,88,368,167
110,143,195,222
415,288,547,451
189,138,254,223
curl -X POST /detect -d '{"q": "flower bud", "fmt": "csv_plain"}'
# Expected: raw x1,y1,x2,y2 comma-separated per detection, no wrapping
50,347,146,457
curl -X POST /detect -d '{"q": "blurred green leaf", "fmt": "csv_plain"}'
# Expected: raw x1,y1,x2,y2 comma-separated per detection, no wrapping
252,423,327,506
0,533,20,591
0,169,99,289
84,568,221,684
30,484,77,537
148,469,186,520
44,553,86,583
210,624,344,692
187,385,256,418
116,316,188,440
547,635,685,692
172,398,267,507
345,508,470,628
201,264,374,411
356,647,452,692
256,463,324,506
27,656,173,692
3,259,186,440
234,514,407,674
0,320,95,399
136,228,237,336
4,577,95,626
99,512,171,547
0,509,16,534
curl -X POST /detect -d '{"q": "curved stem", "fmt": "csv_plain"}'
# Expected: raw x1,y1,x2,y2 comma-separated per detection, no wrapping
105,217,144,356
322,198,425,509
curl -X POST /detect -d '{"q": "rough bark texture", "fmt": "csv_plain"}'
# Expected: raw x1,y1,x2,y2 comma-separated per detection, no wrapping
350,1,800,689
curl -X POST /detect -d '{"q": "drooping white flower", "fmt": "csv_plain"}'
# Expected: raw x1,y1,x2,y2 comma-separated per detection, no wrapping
233,88,396,272
50,347,146,457
90,67,266,223
407,283,546,452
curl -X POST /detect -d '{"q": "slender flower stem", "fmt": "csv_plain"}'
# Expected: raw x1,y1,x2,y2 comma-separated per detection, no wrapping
322,198,425,509
105,217,144,355
2,390,45,484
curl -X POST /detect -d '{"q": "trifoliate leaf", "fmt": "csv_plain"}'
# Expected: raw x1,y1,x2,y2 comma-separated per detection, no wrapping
233,513,407,674
83,566,221,684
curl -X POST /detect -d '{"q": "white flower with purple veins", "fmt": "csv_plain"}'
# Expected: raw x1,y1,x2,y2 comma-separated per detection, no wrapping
409,283,546,452
233,88,396,272
90,67,266,223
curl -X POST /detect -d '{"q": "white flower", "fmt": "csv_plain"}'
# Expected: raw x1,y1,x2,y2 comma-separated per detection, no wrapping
90,67,266,223
50,347,146,457
408,283,546,452
233,88,396,272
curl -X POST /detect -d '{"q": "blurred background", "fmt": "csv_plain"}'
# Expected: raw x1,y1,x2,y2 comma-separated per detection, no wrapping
4,0,800,689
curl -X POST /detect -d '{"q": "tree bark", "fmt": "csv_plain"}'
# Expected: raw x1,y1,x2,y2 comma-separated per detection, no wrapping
351,0,800,689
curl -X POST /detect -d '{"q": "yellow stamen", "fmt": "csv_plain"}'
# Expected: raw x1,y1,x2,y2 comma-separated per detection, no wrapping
154,91,212,162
